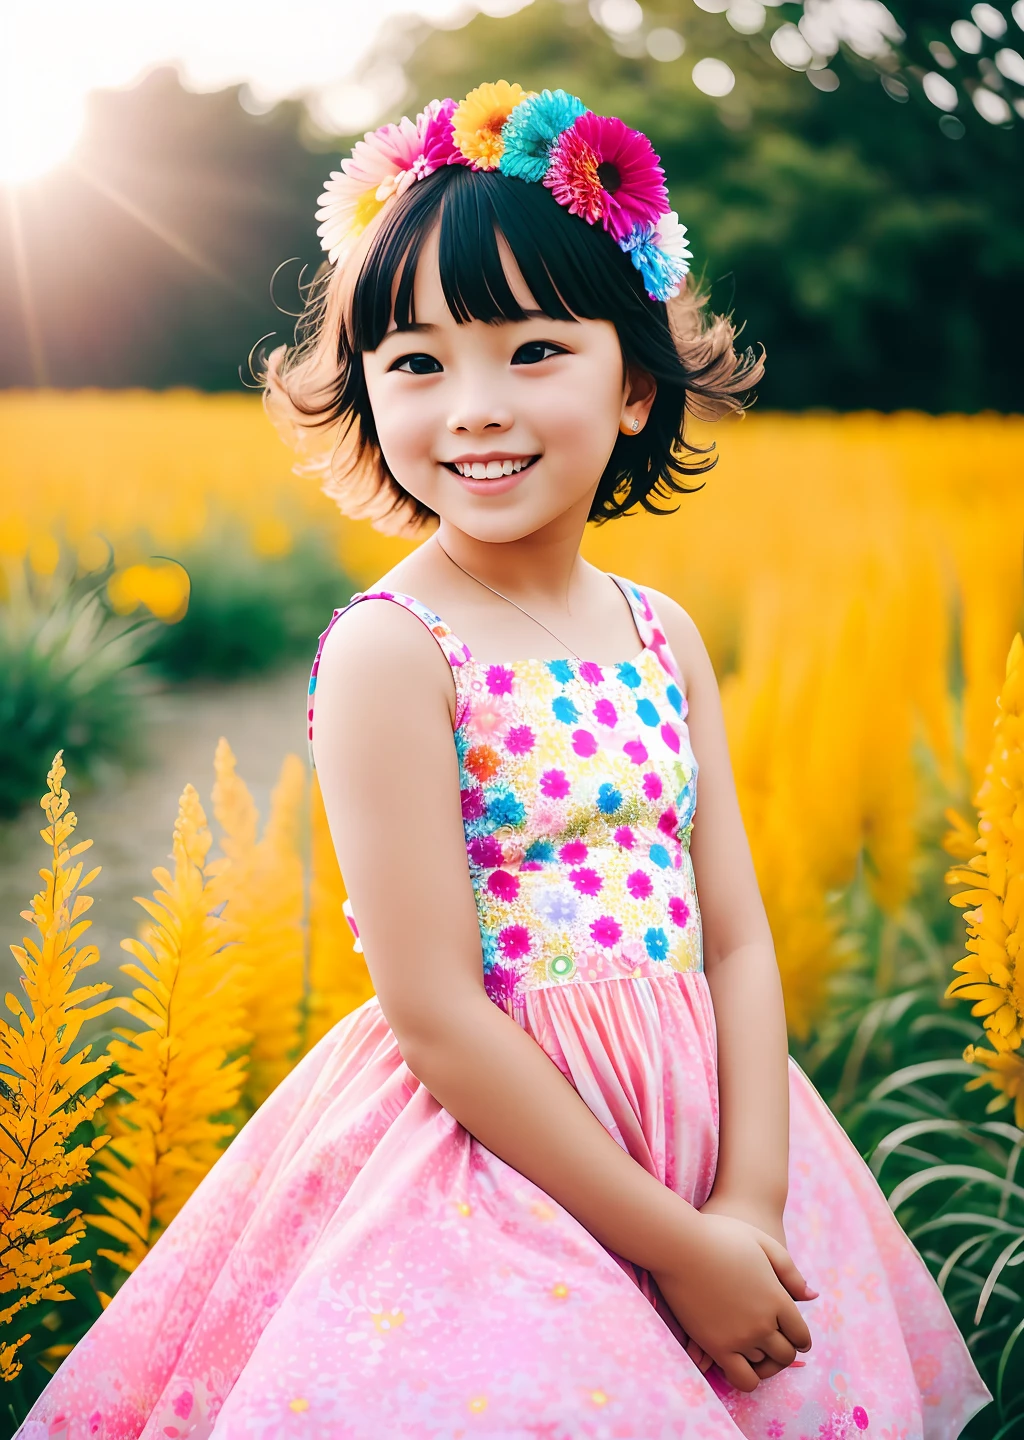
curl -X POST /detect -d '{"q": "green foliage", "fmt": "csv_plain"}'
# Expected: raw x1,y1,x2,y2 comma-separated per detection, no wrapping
0,565,153,818
395,0,1023,411
798,857,1023,1438
143,531,352,681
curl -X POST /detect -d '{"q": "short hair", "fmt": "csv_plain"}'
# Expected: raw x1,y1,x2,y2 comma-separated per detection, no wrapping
264,164,765,536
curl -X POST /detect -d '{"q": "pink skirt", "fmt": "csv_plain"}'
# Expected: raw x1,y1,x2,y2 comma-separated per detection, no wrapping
20,973,989,1439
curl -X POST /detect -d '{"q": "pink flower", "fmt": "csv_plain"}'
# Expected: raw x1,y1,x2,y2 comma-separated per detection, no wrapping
572,729,598,758
560,840,588,864
505,724,535,755
668,896,690,927
173,1392,194,1419
852,1411,869,1432
570,867,603,896
613,826,635,849
485,962,521,1014
498,924,531,959
488,870,520,901
545,112,669,243
578,661,604,685
658,806,679,836
461,786,486,821
487,664,515,695
643,772,663,800
767,1423,785,1440
316,99,459,263
590,915,623,948
468,836,503,868
468,694,512,742
593,698,618,727
660,721,681,754
623,739,647,764
540,768,571,799
627,869,653,899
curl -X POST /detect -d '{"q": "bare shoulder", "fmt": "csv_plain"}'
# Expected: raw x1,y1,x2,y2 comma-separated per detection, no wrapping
314,595,457,723
642,586,715,693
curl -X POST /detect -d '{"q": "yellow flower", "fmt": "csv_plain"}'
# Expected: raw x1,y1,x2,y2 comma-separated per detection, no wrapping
963,1045,1024,1130
0,754,115,1377
88,783,248,1273
945,633,1024,1055
452,81,526,170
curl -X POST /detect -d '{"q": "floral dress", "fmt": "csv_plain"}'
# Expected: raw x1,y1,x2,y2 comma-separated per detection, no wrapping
20,577,988,1440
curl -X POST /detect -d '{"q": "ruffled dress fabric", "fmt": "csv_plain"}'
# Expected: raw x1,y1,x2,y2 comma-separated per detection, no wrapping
20,579,989,1440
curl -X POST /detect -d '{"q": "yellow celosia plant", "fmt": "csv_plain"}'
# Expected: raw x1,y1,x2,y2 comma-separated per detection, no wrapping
88,785,249,1273
305,773,374,1052
0,755,114,1378
945,632,1024,1128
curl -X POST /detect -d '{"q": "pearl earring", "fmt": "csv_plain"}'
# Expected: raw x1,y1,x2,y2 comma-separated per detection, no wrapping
620,416,640,435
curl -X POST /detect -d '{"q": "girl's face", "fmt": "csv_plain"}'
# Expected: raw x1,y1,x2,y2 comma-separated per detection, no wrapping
361,226,655,544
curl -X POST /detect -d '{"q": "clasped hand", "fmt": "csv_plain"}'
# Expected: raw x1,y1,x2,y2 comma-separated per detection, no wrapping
652,1206,817,1394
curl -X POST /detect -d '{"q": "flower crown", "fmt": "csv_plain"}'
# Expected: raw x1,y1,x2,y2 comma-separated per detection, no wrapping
316,80,692,304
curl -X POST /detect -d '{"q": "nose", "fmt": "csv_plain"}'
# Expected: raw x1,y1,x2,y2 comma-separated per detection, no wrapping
446,381,514,436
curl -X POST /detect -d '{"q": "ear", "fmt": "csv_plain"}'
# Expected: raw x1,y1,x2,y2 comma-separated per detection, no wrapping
620,365,657,436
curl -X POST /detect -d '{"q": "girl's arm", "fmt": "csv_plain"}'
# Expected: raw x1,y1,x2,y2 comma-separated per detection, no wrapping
651,592,791,1240
313,599,812,1393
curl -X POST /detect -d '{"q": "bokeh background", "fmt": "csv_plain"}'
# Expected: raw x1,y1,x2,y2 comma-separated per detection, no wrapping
1,0,1023,1430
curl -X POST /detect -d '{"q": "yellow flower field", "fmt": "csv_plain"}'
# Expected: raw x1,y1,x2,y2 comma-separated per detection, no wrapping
1,390,1022,1031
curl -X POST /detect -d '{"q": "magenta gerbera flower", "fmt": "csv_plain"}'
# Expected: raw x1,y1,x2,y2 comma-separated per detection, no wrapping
545,112,669,243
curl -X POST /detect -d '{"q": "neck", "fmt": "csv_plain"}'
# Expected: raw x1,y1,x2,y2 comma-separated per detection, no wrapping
435,502,590,607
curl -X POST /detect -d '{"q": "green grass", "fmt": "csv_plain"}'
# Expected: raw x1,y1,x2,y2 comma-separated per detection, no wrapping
0,564,154,817
144,531,352,681
797,858,1023,1438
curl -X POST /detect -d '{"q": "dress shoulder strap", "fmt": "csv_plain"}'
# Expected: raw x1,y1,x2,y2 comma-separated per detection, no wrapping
608,574,685,692
307,589,474,758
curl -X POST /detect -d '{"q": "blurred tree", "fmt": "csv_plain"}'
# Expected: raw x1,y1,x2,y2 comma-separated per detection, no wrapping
0,5,1020,409
392,0,1023,409
0,68,327,391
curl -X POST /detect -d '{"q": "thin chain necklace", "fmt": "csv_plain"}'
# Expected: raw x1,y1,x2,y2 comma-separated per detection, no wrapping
433,536,582,660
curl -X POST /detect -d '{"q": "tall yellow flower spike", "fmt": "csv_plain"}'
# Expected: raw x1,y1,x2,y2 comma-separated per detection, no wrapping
0,754,114,1378
304,772,374,1052
232,755,307,1108
88,784,248,1273
945,633,1024,1119
452,80,527,170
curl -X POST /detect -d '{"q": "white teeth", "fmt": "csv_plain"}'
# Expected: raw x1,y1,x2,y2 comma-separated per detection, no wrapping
453,457,535,477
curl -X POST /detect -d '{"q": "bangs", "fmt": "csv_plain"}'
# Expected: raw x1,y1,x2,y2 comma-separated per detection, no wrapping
349,166,655,351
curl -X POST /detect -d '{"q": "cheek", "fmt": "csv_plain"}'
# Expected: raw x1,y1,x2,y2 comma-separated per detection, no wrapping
367,381,437,469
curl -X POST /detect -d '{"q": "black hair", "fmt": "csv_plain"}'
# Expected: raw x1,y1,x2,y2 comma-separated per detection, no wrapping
274,164,764,531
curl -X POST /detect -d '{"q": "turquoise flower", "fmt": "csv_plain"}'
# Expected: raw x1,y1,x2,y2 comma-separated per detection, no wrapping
499,89,586,183
644,927,669,961
619,211,692,303
486,787,527,828
597,783,623,815
547,658,575,685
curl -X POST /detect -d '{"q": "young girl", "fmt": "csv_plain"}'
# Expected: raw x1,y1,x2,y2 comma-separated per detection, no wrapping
22,82,988,1440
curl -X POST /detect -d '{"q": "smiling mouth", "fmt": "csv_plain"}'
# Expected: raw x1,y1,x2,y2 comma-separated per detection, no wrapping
443,455,540,480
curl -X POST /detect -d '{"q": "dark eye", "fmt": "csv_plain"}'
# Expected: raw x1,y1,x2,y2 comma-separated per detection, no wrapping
511,341,565,366
390,353,443,375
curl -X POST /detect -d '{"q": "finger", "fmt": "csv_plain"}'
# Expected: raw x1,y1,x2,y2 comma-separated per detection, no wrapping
719,1353,761,1394
777,1297,813,1353
755,1330,798,1369
760,1237,818,1301
686,1340,714,1375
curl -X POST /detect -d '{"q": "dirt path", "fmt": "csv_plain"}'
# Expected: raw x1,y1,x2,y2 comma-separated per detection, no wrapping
0,664,310,992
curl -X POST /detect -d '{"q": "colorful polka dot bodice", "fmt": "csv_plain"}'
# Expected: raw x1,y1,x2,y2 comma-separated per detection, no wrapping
309,576,702,1019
